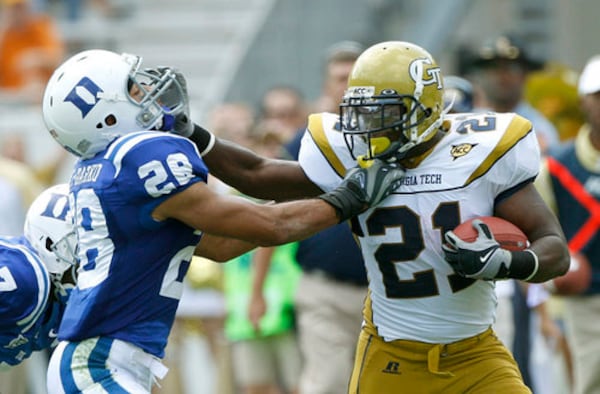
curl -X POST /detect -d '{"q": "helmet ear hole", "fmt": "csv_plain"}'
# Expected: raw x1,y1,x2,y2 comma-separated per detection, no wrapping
45,237,54,251
105,114,117,126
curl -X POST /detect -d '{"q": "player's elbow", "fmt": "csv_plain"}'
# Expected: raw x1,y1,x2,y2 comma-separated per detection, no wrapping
537,235,570,282
555,244,570,277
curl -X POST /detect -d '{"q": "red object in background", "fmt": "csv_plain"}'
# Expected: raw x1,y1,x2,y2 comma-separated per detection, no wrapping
551,253,592,295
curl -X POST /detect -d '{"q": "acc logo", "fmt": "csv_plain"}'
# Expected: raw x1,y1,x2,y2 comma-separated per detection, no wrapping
64,77,104,118
409,58,442,90
451,143,477,160
345,86,375,98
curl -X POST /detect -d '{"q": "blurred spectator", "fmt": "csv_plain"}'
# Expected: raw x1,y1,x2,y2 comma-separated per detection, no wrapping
466,33,562,392
467,33,560,153
442,75,474,114
225,242,302,394
259,85,307,150
311,40,364,113
525,63,585,141
205,102,256,195
1,133,70,186
282,41,367,394
208,102,256,147
535,54,600,394
0,0,65,104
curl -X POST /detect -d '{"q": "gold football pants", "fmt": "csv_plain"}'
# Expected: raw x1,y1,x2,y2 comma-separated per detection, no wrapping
349,327,531,394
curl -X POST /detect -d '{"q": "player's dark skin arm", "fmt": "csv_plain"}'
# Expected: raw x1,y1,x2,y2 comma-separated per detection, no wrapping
495,183,570,282
203,138,323,201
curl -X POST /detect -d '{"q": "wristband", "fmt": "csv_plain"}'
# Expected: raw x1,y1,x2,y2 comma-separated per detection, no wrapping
190,124,216,156
318,186,365,223
509,249,539,281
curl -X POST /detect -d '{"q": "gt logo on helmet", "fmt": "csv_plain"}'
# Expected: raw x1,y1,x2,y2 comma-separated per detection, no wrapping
409,58,442,90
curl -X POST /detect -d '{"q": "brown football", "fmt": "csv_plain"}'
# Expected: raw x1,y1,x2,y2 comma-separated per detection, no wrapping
452,216,529,252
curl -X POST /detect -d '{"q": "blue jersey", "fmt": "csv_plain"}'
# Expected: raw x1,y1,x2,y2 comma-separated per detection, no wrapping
59,131,207,358
0,236,55,368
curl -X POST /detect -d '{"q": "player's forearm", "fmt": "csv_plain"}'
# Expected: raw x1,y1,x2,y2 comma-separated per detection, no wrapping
194,126,322,200
246,200,339,246
195,233,257,262
527,234,570,282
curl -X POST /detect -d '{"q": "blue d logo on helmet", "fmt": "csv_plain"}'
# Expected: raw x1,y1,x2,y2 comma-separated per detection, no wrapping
64,77,103,118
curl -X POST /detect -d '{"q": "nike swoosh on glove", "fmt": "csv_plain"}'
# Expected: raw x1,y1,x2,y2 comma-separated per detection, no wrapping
442,219,513,280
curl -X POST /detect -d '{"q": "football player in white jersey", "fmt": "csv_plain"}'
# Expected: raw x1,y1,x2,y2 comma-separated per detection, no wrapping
184,41,570,393
0,183,77,369
40,49,403,393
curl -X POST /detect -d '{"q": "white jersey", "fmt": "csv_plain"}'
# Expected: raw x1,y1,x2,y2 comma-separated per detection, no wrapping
299,111,540,343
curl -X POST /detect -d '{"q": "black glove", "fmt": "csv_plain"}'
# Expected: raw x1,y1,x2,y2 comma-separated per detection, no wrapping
442,219,538,281
319,159,404,222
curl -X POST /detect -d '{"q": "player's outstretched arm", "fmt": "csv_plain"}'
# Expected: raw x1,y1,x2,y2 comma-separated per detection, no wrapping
191,125,323,201
156,159,403,257
163,70,319,200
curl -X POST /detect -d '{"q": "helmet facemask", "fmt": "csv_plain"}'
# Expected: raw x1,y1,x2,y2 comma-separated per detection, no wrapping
341,89,440,164
340,41,447,166
130,66,188,130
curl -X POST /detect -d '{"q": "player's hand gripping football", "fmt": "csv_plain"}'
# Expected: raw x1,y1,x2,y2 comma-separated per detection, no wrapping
442,219,513,280
319,159,404,222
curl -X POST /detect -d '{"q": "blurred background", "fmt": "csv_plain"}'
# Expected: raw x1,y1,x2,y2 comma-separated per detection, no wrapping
1,0,598,180
0,1,597,393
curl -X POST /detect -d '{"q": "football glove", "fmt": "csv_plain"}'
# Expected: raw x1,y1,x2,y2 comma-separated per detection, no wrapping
319,159,404,222
147,67,194,137
442,219,513,280
169,69,194,137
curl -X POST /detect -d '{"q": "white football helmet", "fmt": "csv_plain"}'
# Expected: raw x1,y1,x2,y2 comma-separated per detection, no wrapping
42,49,188,158
24,184,77,299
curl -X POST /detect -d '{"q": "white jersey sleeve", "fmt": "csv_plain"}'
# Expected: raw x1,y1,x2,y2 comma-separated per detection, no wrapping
298,112,355,192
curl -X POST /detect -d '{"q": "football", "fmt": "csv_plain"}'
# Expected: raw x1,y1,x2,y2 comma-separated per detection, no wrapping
451,216,529,251
550,252,592,295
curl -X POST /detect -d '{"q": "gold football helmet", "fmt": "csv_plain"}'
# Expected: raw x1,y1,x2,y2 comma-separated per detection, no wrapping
340,41,446,163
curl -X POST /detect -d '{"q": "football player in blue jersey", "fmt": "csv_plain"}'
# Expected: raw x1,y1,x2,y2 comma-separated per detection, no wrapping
40,49,403,393
175,41,570,393
1,183,77,369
